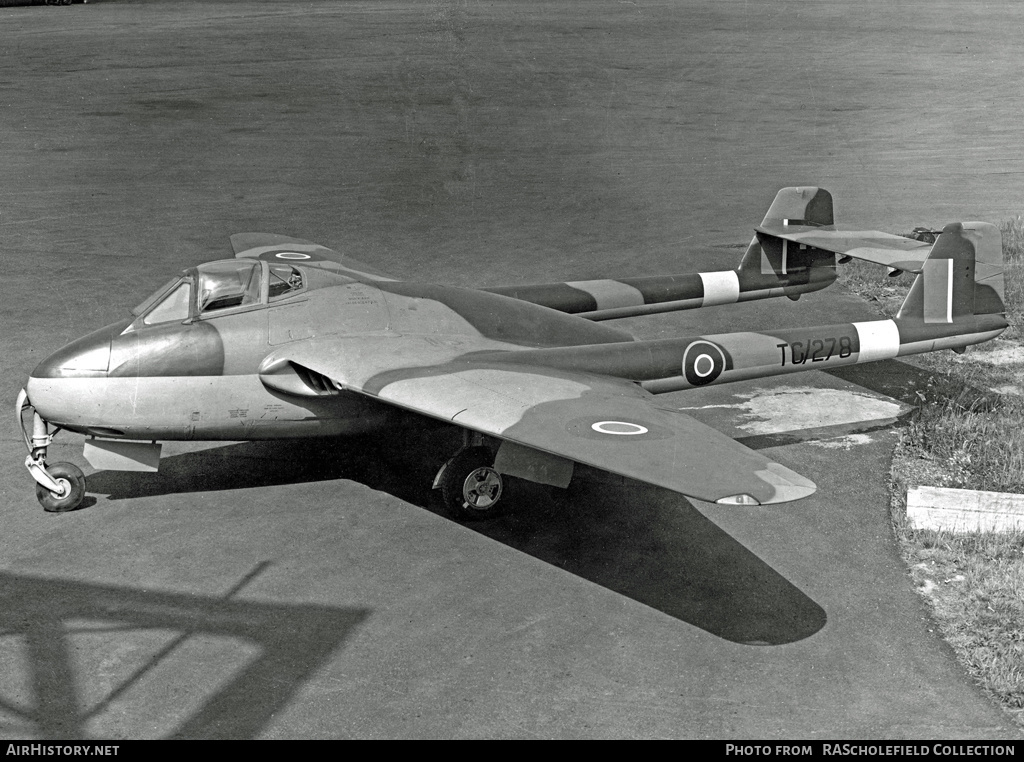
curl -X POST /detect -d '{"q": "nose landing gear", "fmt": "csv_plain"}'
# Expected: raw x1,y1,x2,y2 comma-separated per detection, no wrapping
17,389,87,513
34,462,86,513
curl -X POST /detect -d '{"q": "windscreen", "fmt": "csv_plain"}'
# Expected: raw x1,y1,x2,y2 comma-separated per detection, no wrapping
131,276,183,317
143,282,193,325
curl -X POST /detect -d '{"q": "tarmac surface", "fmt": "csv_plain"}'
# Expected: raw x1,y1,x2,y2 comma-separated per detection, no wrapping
1,0,1023,740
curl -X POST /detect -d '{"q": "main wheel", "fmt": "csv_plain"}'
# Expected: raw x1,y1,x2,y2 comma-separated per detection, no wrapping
35,462,86,513
439,446,505,520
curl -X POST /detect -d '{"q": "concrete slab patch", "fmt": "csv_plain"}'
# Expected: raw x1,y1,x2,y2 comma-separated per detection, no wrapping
810,433,874,450
954,340,1024,367
680,385,904,437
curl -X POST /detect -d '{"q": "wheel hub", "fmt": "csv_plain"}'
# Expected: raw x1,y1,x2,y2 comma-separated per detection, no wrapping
463,467,502,508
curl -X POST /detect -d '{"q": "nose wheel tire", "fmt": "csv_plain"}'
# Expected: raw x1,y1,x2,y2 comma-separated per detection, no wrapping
439,446,506,521
35,462,86,513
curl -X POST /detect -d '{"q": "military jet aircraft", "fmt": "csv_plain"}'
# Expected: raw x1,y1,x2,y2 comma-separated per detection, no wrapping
17,187,1007,516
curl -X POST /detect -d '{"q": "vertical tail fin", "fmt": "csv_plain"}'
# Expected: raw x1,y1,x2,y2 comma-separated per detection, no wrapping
759,186,835,229
738,187,836,288
897,222,1005,322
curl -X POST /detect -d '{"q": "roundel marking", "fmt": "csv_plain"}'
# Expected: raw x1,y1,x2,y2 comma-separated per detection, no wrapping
693,354,716,378
591,421,650,436
682,340,726,386
565,417,674,441
275,252,312,260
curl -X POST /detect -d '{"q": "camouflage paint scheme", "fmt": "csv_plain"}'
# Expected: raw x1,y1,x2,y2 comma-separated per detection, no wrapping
486,187,839,319
22,188,1008,507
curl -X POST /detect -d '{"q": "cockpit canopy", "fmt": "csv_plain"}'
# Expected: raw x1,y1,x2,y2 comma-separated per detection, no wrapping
129,259,307,328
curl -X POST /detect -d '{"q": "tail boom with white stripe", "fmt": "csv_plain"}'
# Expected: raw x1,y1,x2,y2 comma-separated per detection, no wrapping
481,220,1007,392
483,187,839,320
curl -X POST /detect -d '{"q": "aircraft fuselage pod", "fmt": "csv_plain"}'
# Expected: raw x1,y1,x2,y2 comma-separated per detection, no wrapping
24,258,633,444
28,260,390,442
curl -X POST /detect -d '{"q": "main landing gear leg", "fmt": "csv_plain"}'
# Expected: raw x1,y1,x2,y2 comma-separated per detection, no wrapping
17,389,86,513
433,443,507,521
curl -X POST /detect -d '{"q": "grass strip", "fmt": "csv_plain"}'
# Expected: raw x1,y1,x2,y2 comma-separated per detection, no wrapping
839,217,1024,725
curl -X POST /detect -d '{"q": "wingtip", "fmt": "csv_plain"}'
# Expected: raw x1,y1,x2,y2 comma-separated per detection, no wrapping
712,463,816,506
754,462,817,505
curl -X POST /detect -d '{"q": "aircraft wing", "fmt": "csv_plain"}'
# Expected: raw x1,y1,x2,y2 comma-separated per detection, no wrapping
757,220,932,272
229,233,397,281
264,336,816,505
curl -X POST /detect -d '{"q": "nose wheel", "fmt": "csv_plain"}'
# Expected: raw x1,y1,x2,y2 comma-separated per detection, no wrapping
436,446,506,520
34,462,86,513
17,388,88,513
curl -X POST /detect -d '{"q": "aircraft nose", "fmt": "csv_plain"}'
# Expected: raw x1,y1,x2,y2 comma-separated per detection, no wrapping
29,320,132,379
26,320,132,430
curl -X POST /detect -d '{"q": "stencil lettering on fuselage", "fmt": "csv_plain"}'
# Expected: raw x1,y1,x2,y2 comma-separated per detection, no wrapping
309,283,390,336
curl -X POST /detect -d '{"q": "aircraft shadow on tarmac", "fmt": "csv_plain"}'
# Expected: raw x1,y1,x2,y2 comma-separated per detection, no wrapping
84,424,826,647
0,567,367,740
825,358,1001,410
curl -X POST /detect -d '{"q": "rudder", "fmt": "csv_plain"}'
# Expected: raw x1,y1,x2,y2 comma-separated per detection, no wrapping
897,221,1005,323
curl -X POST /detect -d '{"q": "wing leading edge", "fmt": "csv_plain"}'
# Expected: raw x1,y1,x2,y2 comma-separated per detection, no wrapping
263,335,816,505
